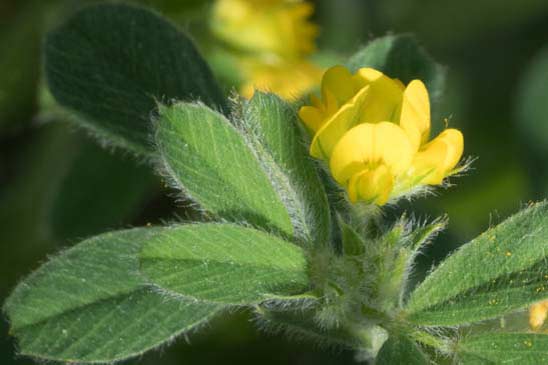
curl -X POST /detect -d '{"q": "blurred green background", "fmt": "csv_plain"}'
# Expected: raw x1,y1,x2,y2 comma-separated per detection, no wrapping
1,0,548,363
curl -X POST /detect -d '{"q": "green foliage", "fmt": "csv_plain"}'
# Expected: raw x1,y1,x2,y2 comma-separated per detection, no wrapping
3,227,222,363
45,3,225,155
347,34,446,101
156,102,293,236
375,335,429,365
405,201,548,325
457,333,548,364
140,223,309,304
242,92,331,244
4,1,548,362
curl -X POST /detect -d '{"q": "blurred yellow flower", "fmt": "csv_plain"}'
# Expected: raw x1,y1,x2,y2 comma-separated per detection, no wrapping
530,300,548,330
211,0,321,100
239,59,323,100
299,65,464,205
211,0,318,61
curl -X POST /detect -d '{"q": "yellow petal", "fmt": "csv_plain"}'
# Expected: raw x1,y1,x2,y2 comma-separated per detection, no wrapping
298,106,324,133
399,80,431,150
530,301,548,330
294,2,315,17
241,59,323,100
322,88,339,117
321,65,356,106
310,85,370,160
310,94,323,109
411,128,464,185
352,68,404,125
329,122,414,184
393,78,406,90
347,165,394,205
211,0,319,59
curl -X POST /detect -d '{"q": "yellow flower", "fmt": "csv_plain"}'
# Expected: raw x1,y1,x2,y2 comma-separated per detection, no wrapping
299,65,464,205
530,300,548,330
239,58,323,100
211,0,318,61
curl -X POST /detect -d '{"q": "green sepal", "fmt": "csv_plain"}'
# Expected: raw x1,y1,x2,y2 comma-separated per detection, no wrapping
338,215,366,256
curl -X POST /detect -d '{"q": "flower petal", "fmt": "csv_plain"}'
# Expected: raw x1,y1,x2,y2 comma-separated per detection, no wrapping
353,68,404,125
530,301,548,330
309,85,370,159
242,59,323,100
211,0,319,59
329,122,414,184
321,65,356,106
411,128,464,185
310,94,323,109
298,106,324,133
399,80,431,150
348,165,394,205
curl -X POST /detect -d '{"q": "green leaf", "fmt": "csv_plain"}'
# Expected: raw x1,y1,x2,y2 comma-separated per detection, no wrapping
242,92,331,244
458,333,548,364
140,223,309,304
407,260,547,326
347,34,446,101
156,102,293,236
4,228,222,363
45,3,225,155
375,335,429,365
405,201,548,325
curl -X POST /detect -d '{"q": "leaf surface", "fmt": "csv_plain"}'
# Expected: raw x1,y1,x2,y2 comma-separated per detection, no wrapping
45,3,225,155
406,201,548,325
140,223,309,304
458,333,548,364
4,228,221,363
156,102,293,236
242,92,331,244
